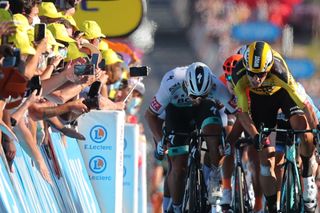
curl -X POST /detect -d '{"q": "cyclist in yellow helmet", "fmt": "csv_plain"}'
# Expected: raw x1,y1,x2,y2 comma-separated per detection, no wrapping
225,41,318,213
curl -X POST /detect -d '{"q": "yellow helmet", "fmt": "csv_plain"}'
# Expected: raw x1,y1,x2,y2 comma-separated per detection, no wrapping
243,41,274,73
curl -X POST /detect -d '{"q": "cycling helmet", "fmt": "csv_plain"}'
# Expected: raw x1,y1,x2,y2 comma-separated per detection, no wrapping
236,44,248,55
243,41,274,73
223,54,243,76
184,62,213,97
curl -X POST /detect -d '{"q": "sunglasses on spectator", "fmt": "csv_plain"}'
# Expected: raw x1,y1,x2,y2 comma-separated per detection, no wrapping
246,70,267,78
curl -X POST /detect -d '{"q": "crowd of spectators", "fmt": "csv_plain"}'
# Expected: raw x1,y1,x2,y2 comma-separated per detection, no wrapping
0,0,145,183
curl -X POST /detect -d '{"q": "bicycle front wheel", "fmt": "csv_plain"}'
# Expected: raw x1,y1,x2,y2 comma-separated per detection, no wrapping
188,161,206,212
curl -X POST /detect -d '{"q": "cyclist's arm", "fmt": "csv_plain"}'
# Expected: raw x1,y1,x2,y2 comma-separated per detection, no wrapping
237,112,259,138
303,101,318,129
145,108,164,142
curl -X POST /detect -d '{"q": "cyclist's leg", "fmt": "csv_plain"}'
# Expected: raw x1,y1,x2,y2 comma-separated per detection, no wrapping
247,145,264,212
195,100,223,203
281,90,317,211
221,118,243,209
165,104,193,212
250,91,279,213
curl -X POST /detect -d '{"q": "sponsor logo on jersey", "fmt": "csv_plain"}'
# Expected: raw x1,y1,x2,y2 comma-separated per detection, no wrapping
151,97,162,112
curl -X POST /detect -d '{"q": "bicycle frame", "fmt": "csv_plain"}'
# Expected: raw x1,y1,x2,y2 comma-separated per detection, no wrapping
259,127,320,213
231,138,253,213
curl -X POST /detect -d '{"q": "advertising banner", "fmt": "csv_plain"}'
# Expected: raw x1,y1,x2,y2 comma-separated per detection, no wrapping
78,110,125,213
123,124,139,213
138,134,147,213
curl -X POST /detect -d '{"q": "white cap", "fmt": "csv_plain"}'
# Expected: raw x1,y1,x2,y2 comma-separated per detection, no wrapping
134,81,145,95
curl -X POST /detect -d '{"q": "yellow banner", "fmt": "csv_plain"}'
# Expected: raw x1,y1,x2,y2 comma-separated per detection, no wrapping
74,0,143,37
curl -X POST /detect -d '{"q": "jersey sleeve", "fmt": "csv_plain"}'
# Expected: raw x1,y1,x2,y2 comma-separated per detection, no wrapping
149,73,172,115
272,54,307,108
234,78,250,113
214,79,238,114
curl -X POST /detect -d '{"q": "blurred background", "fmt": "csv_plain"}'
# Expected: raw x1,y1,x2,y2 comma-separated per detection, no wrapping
134,0,320,209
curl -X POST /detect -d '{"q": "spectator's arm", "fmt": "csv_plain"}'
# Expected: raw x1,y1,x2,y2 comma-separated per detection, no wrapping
24,38,47,80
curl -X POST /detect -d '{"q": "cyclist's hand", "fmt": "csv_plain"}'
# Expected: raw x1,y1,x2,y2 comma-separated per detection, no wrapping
154,139,166,161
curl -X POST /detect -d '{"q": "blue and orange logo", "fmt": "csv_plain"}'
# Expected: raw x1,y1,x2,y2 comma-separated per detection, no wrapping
89,156,107,174
90,125,107,143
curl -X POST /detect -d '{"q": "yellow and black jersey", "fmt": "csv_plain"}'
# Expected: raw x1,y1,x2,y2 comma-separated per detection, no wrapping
231,51,307,112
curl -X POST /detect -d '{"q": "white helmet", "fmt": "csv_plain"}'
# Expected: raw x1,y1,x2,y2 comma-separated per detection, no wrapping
184,62,213,97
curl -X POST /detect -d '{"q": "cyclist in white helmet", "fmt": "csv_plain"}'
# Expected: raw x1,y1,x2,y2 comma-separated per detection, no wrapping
145,62,237,212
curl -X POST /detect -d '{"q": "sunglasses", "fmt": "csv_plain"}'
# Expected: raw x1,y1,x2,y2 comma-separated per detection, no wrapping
246,70,267,78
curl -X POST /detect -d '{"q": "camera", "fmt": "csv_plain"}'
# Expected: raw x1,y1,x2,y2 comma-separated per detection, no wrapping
129,66,150,77
83,81,101,110
74,64,95,76
34,23,46,42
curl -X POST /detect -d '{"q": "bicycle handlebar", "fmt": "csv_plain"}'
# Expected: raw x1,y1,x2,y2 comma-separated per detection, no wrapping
235,137,253,149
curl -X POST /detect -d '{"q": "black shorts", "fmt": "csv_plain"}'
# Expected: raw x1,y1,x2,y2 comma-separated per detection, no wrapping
250,88,304,133
164,99,222,146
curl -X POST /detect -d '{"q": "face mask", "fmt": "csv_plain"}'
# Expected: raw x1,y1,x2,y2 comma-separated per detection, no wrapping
126,97,142,115
31,16,41,27
58,48,67,58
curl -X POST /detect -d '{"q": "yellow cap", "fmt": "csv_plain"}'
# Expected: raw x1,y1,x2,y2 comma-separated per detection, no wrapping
12,13,30,32
39,2,63,19
47,23,75,43
102,49,123,65
65,43,87,62
0,9,12,22
63,15,79,30
79,20,105,40
10,31,36,55
99,39,109,51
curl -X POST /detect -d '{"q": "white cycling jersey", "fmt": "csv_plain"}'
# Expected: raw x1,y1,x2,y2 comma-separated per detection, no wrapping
149,66,238,115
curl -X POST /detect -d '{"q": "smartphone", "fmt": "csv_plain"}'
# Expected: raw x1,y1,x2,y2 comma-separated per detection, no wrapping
91,53,99,66
0,1,9,9
129,66,150,77
87,81,101,98
1,35,8,45
26,75,41,96
34,23,46,42
83,81,101,110
74,64,95,76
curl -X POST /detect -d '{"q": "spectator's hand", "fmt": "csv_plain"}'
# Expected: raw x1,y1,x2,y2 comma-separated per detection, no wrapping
37,160,52,184
35,37,48,54
98,69,109,84
26,90,41,105
0,21,16,37
2,139,16,172
51,55,64,68
67,98,89,114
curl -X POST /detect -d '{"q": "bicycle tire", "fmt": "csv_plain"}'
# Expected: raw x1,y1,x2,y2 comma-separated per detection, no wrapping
188,161,201,212
281,162,295,213
292,165,303,212
232,166,245,213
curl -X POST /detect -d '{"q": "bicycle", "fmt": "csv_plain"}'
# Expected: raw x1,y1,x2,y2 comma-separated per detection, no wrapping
165,128,223,213
230,138,254,213
259,126,320,213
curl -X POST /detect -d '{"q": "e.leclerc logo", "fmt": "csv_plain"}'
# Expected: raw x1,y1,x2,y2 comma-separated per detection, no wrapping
89,156,107,174
90,125,107,143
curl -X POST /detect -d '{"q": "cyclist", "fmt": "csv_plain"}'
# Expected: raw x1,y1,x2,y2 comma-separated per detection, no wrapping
145,62,237,212
228,41,317,213
220,54,265,213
